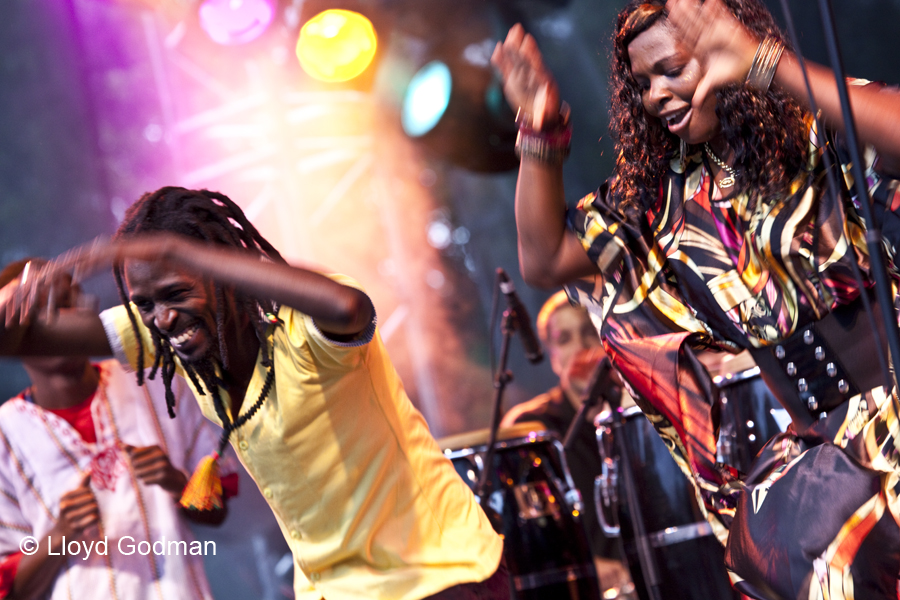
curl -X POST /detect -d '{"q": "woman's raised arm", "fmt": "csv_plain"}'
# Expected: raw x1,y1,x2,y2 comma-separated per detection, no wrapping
667,0,900,167
492,25,599,289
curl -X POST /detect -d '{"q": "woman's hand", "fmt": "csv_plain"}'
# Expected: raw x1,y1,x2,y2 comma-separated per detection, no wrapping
492,28,598,288
669,0,900,166
666,0,760,109
491,24,561,131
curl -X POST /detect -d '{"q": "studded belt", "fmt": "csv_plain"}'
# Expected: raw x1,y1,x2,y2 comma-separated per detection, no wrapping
748,288,890,430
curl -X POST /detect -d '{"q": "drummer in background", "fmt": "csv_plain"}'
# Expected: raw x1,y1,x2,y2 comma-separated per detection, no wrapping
501,290,634,594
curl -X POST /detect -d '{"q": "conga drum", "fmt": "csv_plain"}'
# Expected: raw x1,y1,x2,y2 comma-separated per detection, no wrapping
439,422,601,600
594,407,741,600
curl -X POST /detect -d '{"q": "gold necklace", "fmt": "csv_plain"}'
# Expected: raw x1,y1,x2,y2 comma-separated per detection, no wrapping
704,143,738,188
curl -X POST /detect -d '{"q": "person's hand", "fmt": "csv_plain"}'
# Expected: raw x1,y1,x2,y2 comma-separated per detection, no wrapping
2,234,195,327
491,23,561,131
2,261,79,328
65,234,192,278
58,472,99,540
562,346,609,398
1,277,30,329
666,0,761,109
124,444,188,496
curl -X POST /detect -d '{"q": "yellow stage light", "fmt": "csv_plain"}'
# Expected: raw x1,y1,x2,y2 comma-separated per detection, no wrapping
296,9,377,83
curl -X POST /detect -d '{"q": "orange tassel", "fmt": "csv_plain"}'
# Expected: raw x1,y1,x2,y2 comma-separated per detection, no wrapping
179,453,223,511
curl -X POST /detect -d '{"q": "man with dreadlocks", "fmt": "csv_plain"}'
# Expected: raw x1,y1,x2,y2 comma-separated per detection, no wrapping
0,187,507,600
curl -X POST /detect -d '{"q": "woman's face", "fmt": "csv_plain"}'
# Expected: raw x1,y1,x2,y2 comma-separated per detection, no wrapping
628,20,722,145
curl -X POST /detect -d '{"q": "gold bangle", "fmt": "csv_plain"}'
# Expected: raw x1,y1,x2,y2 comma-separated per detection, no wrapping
746,36,785,93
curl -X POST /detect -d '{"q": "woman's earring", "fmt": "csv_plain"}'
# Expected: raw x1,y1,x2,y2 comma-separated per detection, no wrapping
679,138,688,172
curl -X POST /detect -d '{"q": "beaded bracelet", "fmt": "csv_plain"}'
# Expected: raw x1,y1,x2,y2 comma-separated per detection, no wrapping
514,102,573,164
746,36,785,93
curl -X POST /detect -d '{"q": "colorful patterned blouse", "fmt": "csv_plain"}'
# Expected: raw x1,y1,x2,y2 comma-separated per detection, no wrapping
566,120,900,537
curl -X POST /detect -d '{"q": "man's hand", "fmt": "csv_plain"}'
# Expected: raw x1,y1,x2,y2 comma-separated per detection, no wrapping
9,472,99,599
57,472,99,540
563,347,609,400
563,347,625,421
124,445,187,496
1,264,73,329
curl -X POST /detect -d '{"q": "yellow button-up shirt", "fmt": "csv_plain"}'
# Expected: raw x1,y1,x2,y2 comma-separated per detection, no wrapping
101,274,502,600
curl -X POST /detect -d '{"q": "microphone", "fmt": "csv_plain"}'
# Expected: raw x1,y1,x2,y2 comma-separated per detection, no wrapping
583,357,614,409
496,268,543,364
563,356,613,450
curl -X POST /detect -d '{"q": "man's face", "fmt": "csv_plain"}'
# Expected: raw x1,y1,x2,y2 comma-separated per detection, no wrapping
546,305,603,396
124,260,220,365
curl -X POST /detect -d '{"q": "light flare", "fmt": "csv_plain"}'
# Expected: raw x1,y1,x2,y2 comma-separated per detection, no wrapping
296,10,378,83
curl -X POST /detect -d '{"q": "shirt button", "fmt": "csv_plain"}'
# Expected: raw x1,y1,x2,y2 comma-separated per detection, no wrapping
290,530,301,540
238,440,249,451
263,487,273,499
310,572,320,582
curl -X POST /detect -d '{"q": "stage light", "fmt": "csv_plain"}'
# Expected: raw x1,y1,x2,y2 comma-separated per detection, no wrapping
296,9,378,83
398,48,517,172
402,61,452,137
198,0,275,46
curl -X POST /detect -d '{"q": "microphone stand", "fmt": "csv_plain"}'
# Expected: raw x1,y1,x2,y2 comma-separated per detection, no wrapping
474,306,517,501
563,358,612,451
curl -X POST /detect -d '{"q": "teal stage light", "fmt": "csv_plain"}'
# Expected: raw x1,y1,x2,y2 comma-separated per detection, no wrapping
401,61,452,137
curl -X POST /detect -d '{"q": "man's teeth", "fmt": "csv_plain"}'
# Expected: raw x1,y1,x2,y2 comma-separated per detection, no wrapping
170,326,198,346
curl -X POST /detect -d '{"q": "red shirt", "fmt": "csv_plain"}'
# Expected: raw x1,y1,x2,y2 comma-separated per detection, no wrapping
45,391,97,444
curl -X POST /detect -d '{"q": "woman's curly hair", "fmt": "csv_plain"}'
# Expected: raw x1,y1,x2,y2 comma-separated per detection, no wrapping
609,0,808,215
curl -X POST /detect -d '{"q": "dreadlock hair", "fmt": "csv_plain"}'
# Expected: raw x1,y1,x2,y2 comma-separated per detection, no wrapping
609,0,808,217
113,187,285,420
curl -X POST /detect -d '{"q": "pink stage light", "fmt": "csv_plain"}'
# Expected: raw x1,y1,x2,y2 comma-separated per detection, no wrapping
198,0,275,46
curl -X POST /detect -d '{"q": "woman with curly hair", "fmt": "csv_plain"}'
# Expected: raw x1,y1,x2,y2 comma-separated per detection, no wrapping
494,0,900,597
